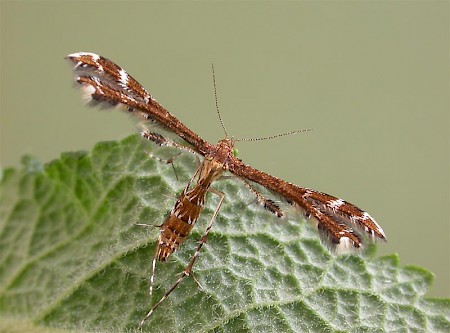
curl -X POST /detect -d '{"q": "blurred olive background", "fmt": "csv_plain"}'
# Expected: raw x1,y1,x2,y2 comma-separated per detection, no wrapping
1,2,448,297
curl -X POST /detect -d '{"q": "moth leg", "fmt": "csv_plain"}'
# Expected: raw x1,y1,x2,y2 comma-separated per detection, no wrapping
237,177,284,218
143,168,204,302
217,175,282,217
134,223,161,228
139,187,225,327
147,151,182,180
141,130,200,180
141,130,199,154
148,251,158,300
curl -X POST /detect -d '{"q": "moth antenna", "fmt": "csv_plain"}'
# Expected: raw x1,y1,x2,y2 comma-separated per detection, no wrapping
211,64,229,138
235,128,312,142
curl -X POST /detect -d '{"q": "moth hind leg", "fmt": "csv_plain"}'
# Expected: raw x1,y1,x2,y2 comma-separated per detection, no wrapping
139,187,225,327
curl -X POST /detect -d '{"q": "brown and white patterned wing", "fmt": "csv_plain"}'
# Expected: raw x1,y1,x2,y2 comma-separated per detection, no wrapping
66,52,210,154
230,161,386,252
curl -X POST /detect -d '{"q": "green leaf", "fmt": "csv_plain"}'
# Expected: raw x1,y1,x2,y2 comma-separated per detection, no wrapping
1,135,449,333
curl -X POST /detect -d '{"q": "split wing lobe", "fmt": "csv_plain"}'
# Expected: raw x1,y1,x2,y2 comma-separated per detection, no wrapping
65,52,210,155
230,162,386,251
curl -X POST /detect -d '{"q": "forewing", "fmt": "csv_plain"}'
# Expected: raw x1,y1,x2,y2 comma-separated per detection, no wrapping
66,52,209,154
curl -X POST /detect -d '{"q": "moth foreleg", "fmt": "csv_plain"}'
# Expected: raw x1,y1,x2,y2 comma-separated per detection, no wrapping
237,177,284,218
141,130,199,155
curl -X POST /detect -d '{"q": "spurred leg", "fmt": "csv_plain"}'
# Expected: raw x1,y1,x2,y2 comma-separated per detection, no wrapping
139,187,225,327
